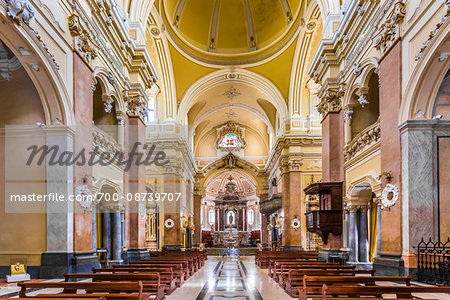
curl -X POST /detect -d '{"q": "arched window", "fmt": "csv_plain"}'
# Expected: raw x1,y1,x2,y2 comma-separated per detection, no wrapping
208,209,215,225
247,209,255,225
218,133,243,148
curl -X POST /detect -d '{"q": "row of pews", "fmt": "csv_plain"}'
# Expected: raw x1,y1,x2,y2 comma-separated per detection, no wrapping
16,250,206,300
256,250,450,299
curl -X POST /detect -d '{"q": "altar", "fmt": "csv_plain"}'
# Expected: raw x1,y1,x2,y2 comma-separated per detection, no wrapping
213,229,250,246
211,175,251,246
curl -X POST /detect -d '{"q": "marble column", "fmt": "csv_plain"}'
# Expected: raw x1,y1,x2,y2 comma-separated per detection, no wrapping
124,117,149,260
321,110,344,249
162,172,182,251
39,127,76,278
193,193,202,245
261,215,269,246
102,213,112,260
280,163,303,250
347,208,359,263
358,207,370,263
374,40,404,276
343,211,349,248
112,212,122,261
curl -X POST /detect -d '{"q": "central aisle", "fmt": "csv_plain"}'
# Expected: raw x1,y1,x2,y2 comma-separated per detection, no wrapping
167,256,292,300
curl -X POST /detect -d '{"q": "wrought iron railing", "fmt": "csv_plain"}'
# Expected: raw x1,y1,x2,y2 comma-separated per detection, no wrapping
417,237,450,285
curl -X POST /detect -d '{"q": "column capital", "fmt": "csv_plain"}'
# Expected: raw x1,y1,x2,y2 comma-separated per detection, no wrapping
317,83,346,118
279,158,303,174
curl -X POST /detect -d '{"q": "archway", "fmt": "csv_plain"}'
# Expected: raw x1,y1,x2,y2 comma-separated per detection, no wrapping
346,182,378,265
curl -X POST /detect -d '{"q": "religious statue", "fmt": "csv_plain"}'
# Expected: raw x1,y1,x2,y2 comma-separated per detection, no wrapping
226,154,235,168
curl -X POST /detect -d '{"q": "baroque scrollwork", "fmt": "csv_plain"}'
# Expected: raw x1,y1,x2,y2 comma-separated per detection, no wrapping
317,84,346,116
68,14,98,63
6,0,35,25
344,120,381,161
123,90,148,120
92,127,124,164
415,0,450,61
215,122,246,151
372,0,406,55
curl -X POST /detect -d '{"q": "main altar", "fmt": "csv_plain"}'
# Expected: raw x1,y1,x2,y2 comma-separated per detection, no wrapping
212,175,251,246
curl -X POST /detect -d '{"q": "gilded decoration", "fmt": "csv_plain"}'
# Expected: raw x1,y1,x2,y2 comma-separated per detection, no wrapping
215,122,246,151
372,0,406,55
6,0,34,25
317,84,346,117
68,14,98,63
123,89,148,121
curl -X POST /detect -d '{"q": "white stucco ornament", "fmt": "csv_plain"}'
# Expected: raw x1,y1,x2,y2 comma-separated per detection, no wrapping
165,218,175,229
76,184,93,209
139,203,146,220
381,183,399,208
291,218,301,230
6,0,35,25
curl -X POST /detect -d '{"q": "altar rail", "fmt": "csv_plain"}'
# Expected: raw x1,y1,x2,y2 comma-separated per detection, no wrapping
417,237,450,285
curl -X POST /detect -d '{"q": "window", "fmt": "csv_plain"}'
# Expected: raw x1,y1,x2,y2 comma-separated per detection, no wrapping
208,209,215,225
218,133,243,148
145,96,156,123
248,209,255,225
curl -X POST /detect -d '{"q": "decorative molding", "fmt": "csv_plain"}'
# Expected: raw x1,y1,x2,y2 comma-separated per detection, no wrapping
415,1,450,61
372,0,406,56
92,126,124,167
317,84,346,117
68,14,98,63
6,0,34,25
123,89,148,120
215,122,246,151
279,158,303,174
344,120,380,161
222,86,241,100
381,183,399,208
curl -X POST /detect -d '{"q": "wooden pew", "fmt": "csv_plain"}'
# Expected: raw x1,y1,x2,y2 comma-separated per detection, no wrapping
92,267,180,290
123,262,189,279
273,263,351,282
269,260,331,278
256,252,318,268
298,276,412,300
63,273,167,298
130,260,193,276
95,267,184,286
138,257,197,274
283,269,376,296
319,284,450,299
17,281,157,300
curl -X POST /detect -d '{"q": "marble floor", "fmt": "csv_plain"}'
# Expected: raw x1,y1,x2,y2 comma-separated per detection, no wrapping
1,257,449,299
166,256,293,300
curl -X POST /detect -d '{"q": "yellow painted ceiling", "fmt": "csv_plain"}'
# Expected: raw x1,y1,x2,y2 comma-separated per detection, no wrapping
161,0,303,64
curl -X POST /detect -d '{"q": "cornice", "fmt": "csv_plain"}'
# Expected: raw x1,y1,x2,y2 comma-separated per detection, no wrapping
307,0,401,98
265,135,322,174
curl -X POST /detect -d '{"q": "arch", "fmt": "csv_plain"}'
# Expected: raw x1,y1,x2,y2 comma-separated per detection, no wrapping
400,23,450,123
177,68,289,128
315,0,342,23
92,67,126,115
343,58,379,107
346,175,381,201
201,156,262,188
0,14,73,125
128,0,155,31
190,102,275,140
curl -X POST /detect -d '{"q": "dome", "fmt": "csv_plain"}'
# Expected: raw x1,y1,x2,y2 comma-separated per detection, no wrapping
161,0,302,63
